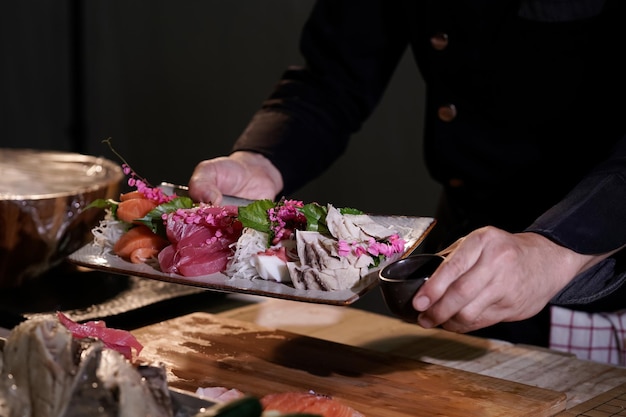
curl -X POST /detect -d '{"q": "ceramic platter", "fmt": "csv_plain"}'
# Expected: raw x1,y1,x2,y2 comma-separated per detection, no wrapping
68,215,435,306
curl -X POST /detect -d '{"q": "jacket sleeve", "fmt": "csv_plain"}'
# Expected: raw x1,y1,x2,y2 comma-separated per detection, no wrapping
525,134,626,305
232,0,410,195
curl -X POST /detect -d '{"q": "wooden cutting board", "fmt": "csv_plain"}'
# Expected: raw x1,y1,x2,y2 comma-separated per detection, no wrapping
133,312,566,417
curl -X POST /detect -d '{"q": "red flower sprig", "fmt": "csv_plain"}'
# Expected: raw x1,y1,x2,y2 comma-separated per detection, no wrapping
103,138,175,204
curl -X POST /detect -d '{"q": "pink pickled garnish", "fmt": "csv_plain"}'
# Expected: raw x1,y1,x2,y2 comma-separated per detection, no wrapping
268,199,307,244
169,204,240,231
57,311,143,361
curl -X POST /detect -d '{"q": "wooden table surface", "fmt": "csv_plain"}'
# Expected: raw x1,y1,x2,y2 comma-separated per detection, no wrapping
212,296,626,415
135,311,566,417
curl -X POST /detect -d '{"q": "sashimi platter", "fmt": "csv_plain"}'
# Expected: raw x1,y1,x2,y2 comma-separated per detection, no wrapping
69,162,435,305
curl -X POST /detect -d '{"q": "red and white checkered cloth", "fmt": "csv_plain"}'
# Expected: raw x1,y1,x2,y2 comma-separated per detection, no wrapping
550,306,626,366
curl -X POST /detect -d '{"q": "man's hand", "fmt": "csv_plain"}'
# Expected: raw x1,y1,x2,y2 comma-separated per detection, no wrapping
414,226,604,333
188,151,283,205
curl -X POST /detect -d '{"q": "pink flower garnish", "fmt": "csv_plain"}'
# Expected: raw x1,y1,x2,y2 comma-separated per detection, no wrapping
337,233,406,265
337,240,351,256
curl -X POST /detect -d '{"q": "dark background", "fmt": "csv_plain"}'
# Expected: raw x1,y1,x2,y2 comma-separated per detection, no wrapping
1,0,440,217
0,0,443,316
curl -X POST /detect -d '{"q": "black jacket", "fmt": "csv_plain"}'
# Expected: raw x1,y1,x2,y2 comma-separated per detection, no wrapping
233,0,626,306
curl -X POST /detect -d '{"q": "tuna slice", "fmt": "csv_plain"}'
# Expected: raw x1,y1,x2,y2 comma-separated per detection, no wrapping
169,245,231,277
158,205,243,277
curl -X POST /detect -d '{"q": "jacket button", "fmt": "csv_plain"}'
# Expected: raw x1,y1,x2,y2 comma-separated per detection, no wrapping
430,32,449,51
438,104,457,122
448,178,464,187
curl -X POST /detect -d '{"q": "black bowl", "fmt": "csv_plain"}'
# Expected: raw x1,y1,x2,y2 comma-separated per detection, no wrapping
379,254,444,322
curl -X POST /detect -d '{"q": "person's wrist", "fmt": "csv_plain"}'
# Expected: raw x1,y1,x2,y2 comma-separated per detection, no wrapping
524,231,604,286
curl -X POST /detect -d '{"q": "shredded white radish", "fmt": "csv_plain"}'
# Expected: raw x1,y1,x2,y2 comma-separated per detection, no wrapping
224,228,267,280
91,210,127,249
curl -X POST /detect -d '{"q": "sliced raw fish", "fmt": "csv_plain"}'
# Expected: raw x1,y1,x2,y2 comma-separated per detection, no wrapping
177,247,231,277
195,386,246,402
261,391,364,417
287,231,365,291
159,204,243,277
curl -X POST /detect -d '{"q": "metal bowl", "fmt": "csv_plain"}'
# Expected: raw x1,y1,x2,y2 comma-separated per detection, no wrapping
0,149,124,288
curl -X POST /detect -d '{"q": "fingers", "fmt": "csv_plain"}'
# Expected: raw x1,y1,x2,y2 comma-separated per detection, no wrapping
427,278,506,333
435,236,464,257
414,247,486,329
188,152,283,204
415,235,480,309
414,226,528,333
188,182,223,206
188,160,224,204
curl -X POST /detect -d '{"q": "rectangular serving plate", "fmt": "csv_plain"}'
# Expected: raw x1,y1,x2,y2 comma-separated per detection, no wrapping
68,215,435,306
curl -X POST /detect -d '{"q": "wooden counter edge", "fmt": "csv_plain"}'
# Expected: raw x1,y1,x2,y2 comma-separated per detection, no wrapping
554,381,626,416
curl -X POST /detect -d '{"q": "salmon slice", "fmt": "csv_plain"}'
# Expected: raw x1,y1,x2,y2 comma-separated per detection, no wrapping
113,225,169,263
116,197,158,223
261,392,365,417
119,190,145,201
129,247,161,264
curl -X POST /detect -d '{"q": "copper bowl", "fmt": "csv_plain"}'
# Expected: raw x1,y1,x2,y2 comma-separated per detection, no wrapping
0,149,124,288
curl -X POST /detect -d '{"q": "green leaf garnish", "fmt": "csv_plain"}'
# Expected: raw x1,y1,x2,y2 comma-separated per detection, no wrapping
237,199,275,233
338,207,363,215
299,204,363,235
299,203,328,234
85,198,119,217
